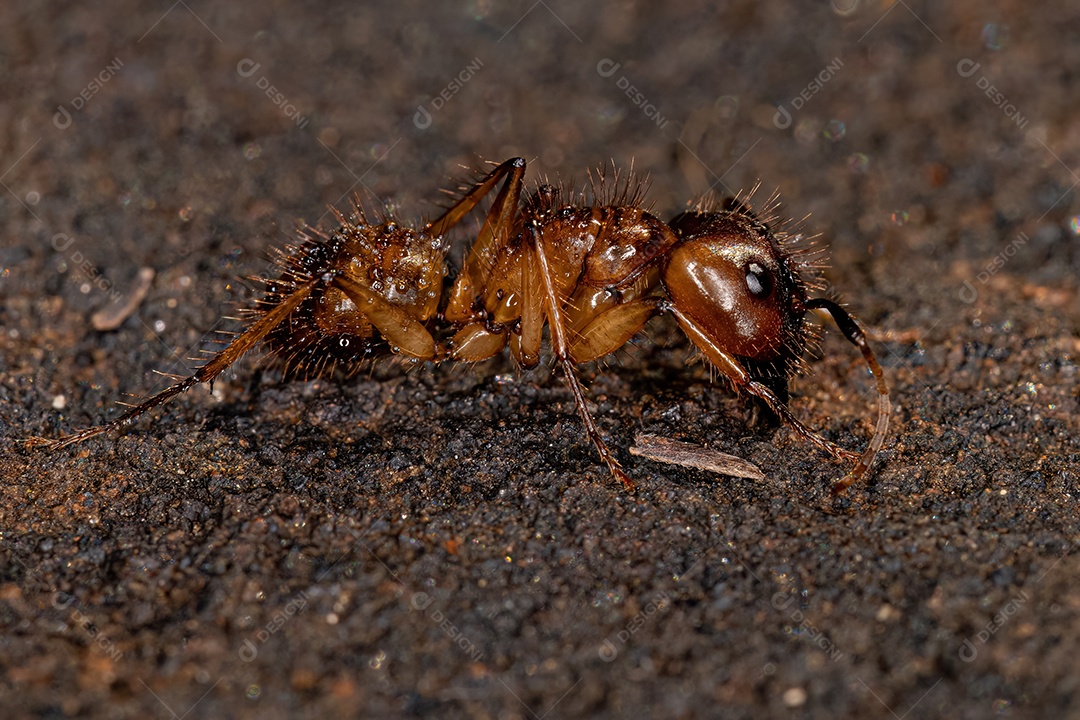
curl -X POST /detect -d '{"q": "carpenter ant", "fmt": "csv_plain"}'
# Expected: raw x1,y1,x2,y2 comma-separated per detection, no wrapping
30,157,889,494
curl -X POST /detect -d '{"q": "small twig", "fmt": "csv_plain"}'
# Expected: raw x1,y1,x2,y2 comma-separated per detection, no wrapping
92,267,156,331
630,434,765,480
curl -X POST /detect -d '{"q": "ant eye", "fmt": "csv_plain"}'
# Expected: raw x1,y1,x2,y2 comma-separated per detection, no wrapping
745,262,772,298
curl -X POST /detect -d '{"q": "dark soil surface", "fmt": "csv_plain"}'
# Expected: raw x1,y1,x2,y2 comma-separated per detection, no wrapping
2,2,1078,718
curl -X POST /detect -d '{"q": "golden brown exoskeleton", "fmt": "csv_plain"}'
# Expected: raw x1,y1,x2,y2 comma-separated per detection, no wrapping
31,157,889,494
438,158,889,493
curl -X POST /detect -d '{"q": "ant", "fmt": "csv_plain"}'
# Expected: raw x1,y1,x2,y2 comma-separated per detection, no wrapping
30,157,890,494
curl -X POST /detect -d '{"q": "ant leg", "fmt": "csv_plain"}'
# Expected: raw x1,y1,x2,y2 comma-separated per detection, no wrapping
332,275,439,360
528,235,634,490
566,299,662,363
661,300,862,470
426,157,525,239
449,323,508,362
443,158,527,323
29,281,319,450
513,237,545,367
805,299,891,494
441,158,531,363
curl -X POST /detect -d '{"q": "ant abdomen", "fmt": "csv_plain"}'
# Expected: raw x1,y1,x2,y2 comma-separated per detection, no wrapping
258,233,384,377
30,204,455,450
259,215,448,377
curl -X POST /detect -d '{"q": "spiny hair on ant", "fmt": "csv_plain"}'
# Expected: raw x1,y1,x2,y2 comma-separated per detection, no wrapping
29,157,889,494
248,200,449,380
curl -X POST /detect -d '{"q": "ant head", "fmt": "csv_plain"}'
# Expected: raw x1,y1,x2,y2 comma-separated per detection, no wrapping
661,204,808,366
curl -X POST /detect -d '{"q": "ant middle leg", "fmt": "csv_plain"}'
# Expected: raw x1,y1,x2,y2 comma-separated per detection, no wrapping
526,234,635,490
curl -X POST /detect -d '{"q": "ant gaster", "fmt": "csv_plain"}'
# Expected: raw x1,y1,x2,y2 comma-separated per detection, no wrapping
31,158,890,494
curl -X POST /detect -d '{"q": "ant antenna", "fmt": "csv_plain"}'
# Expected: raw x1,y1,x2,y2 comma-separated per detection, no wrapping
805,298,890,493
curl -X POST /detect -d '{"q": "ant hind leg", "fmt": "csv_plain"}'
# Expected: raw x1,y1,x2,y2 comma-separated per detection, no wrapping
332,275,439,361
442,158,527,323
28,281,319,450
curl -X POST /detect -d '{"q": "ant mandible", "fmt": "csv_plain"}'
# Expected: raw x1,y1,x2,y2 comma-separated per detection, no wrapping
30,157,890,494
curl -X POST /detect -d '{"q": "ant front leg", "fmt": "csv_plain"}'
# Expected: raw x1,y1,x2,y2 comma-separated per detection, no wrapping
526,233,635,490
661,300,860,464
565,296,662,364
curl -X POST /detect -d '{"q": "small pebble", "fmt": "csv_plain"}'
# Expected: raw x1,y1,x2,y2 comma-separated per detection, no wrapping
783,687,808,707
